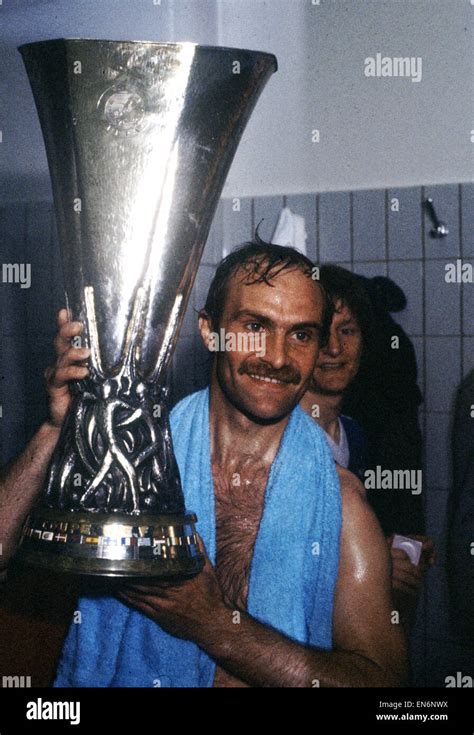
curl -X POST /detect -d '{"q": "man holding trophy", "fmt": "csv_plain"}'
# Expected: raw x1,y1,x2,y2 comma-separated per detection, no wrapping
1,242,407,688
0,38,406,687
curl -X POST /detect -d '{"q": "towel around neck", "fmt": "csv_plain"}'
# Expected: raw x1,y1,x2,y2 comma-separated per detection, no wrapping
54,387,341,688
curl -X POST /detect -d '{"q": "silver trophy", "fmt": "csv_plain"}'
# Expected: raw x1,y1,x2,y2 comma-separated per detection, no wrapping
16,39,276,578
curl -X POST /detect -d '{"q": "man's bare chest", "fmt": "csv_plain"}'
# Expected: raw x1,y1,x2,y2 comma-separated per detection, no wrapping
212,460,270,610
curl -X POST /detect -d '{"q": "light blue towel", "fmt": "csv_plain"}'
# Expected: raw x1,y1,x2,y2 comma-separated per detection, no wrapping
54,387,341,687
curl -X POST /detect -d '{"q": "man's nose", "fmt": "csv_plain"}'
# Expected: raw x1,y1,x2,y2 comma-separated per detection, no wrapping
264,332,289,370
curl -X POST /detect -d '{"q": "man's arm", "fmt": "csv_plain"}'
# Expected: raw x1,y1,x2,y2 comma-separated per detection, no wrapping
0,309,89,575
0,421,60,573
119,473,408,687
200,476,406,687
338,465,434,636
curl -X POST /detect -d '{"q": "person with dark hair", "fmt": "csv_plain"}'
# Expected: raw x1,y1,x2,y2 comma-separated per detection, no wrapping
300,264,435,631
343,274,425,538
300,265,373,481
3,240,406,687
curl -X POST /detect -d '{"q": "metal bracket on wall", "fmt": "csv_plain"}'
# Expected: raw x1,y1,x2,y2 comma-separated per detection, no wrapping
424,197,449,239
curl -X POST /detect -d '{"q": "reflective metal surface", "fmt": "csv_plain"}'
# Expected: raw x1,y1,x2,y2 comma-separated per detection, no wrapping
16,39,277,577
22,508,202,578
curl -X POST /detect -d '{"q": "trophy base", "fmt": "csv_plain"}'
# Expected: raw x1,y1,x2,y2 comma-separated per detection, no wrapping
16,507,204,579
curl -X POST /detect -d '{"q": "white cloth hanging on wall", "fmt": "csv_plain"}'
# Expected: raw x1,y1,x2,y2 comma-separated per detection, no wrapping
271,206,308,256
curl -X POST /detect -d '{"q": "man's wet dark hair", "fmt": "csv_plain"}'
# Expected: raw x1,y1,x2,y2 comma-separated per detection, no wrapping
319,264,374,345
203,233,332,345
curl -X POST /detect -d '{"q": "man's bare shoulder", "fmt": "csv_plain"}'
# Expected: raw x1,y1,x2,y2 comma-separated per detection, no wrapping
335,464,390,582
335,464,367,500
332,468,407,687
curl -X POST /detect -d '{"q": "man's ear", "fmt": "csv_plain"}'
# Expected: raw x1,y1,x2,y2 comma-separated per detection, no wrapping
198,310,216,352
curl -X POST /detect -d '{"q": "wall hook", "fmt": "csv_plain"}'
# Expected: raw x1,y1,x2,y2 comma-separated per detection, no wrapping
425,198,449,238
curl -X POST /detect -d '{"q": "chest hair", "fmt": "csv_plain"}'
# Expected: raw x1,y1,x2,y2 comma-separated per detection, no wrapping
212,454,270,610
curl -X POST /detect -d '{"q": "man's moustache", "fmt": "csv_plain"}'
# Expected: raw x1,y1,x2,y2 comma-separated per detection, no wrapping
238,364,301,385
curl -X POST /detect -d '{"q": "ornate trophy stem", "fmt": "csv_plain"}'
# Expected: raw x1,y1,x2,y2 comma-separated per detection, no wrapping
15,39,277,578
47,286,183,516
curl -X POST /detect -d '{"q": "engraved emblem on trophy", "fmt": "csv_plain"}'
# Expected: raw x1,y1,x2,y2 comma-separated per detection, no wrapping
16,39,276,578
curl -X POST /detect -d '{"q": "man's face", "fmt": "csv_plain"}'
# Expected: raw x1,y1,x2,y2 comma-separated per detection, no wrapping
201,266,325,422
310,299,363,396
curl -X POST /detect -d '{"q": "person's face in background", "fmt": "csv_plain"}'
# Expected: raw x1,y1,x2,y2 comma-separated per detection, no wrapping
309,298,363,396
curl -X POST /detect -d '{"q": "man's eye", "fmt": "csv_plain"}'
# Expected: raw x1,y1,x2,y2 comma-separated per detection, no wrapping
293,331,311,342
340,328,357,336
245,322,264,332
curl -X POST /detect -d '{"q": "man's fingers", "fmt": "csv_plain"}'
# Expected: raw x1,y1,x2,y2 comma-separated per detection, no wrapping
46,345,90,389
392,562,422,586
47,365,89,388
126,582,183,595
393,571,420,591
57,346,91,368
56,308,69,327
392,553,422,574
394,566,422,586
53,321,86,357
391,549,413,561
117,591,159,617
59,321,84,338
118,588,174,608
391,549,423,586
